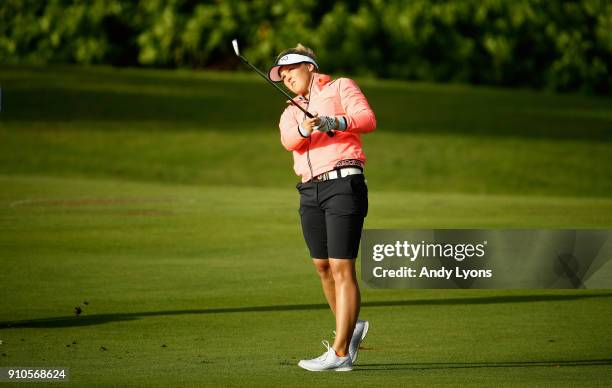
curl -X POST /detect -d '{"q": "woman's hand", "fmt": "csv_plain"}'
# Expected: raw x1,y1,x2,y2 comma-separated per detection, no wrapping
300,112,320,136
314,116,339,133
300,113,340,136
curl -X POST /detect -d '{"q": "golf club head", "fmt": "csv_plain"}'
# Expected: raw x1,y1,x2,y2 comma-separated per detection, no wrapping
232,39,240,56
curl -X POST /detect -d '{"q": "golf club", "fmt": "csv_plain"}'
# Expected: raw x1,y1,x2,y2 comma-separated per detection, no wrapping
232,39,334,137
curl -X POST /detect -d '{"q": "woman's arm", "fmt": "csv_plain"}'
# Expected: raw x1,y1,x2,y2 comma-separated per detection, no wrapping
337,78,377,133
279,107,309,151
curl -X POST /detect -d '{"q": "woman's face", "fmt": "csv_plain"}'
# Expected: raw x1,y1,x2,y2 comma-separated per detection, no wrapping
279,63,314,96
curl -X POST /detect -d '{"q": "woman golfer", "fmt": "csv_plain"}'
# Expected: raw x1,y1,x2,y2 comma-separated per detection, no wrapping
269,44,376,372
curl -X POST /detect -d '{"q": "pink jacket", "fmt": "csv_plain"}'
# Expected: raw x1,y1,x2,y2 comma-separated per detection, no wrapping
279,73,376,182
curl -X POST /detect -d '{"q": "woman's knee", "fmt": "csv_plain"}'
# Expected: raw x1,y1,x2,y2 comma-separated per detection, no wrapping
329,260,356,283
313,259,332,278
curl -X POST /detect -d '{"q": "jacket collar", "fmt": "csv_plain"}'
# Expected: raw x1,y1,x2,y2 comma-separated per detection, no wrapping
313,73,332,88
300,73,332,101
292,73,332,103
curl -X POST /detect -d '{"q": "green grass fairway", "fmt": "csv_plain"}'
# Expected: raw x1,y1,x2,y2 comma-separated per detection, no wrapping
1,176,611,386
1,66,611,386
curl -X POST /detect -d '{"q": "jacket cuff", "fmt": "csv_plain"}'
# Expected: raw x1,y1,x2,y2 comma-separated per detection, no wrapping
336,116,347,131
298,124,310,138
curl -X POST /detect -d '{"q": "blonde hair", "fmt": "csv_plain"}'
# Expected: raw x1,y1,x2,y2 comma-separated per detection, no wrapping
276,43,317,65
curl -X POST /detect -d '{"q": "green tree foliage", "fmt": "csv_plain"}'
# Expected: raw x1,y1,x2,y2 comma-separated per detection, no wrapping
1,0,610,94
0,0,141,65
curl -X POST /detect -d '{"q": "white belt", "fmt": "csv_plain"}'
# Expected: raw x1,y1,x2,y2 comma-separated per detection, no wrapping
313,167,362,182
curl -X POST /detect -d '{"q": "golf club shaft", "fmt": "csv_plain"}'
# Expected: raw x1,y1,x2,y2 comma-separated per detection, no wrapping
238,55,313,118
237,54,335,137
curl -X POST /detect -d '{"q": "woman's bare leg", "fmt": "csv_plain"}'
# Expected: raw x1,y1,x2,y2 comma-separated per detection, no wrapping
329,258,360,356
313,258,336,315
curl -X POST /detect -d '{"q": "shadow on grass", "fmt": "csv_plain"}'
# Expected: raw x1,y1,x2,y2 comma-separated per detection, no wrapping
4,85,611,141
2,293,611,329
354,359,612,371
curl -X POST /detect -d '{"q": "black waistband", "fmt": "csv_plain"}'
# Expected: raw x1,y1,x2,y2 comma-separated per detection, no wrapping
334,159,364,170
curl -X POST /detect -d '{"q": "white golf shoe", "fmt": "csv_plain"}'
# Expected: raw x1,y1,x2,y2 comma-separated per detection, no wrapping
349,319,369,363
298,340,353,372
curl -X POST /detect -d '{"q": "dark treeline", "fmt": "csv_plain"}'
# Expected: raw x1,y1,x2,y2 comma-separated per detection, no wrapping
1,0,611,94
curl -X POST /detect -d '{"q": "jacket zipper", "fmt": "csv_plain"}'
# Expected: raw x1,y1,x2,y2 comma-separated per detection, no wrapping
301,75,316,182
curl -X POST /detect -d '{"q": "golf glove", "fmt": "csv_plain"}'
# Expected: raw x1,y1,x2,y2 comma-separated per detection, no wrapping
314,116,347,133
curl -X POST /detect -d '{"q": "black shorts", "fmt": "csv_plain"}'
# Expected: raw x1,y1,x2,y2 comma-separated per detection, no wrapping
296,174,368,259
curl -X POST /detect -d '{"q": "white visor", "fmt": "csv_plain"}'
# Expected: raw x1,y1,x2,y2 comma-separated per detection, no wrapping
268,53,319,82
